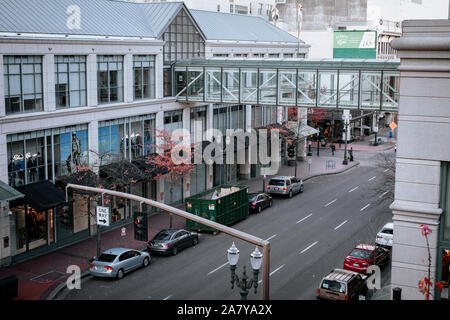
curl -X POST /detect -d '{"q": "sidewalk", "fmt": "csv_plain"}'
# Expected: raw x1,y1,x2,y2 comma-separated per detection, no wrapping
0,138,386,300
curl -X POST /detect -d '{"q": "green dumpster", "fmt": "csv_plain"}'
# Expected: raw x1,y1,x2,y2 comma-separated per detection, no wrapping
185,185,249,232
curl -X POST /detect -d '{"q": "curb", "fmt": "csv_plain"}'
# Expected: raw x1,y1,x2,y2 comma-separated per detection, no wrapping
303,161,360,182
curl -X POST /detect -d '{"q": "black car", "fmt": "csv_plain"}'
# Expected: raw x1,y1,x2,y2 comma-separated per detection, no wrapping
147,228,199,256
248,193,273,213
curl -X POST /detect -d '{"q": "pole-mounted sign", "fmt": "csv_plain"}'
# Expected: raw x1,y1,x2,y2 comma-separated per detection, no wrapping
96,206,110,227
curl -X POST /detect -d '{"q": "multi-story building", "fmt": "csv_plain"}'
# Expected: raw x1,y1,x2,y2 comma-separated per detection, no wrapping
0,0,308,266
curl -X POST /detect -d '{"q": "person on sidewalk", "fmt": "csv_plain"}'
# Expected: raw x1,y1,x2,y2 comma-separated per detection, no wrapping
349,147,354,162
331,144,336,156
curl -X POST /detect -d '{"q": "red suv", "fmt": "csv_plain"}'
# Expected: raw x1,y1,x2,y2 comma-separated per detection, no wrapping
343,244,390,274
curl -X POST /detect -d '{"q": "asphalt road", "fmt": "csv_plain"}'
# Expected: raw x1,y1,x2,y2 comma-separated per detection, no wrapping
63,150,394,300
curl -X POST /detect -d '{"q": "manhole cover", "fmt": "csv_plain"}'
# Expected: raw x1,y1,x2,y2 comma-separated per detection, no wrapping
30,271,66,283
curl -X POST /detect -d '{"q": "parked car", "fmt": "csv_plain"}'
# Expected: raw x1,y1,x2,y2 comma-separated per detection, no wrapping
343,244,391,275
266,176,304,198
248,193,273,213
89,248,151,279
317,268,368,300
375,222,394,248
147,228,199,255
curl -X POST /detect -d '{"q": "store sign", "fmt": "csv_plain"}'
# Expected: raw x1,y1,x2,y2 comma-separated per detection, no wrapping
208,204,215,211
96,206,110,227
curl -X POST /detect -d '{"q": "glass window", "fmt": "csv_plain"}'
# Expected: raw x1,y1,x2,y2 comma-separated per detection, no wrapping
97,55,124,104
4,56,43,114
133,55,155,100
55,56,87,109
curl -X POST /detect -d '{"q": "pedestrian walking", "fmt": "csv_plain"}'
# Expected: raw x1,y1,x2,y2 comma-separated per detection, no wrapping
349,147,354,162
331,144,336,156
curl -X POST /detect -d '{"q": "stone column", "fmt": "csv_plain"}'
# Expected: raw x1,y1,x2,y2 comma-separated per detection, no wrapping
155,52,164,99
239,105,252,180
206,103,214,188
182,107,191,199
88,121,99,173
155,110,165,203
389,19,450,300
0,54,5,117
87,54,98,107
297,107,307,161
124,53,133,103
43,54,56,112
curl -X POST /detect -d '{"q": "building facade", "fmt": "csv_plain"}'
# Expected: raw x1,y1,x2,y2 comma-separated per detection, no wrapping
390,19,450,300
0,0,308,266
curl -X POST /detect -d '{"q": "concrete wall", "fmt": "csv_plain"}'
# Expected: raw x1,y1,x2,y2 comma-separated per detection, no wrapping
390,19,450,300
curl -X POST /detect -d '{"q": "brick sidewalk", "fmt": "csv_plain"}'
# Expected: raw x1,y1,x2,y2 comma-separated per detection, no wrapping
0,142,379,300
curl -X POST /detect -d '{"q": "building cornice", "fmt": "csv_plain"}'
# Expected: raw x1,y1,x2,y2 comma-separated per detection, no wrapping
0,37,164,47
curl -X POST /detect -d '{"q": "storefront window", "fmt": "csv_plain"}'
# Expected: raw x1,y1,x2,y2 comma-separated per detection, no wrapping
7,125,89,186
440,249,450,300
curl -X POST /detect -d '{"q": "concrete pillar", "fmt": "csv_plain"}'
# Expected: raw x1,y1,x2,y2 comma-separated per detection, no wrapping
206,103,214,141
155,110,165,202
155,52,164,99
0,54,5,117
88,121,99,173
389,19,450,300
297,107,307,161
239,105,252,180
87,54,98,107
182,107,191,199
43,54,56,112
124,53,133,103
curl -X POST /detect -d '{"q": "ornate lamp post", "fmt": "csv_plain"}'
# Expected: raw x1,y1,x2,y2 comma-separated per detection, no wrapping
228,243,263,300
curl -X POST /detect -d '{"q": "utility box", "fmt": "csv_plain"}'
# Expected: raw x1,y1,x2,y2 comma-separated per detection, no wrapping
185,185,249,233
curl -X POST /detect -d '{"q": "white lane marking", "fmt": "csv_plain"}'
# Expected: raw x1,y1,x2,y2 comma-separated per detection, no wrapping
383,169,389,173
258,264,285,284
360,204,371,212
265,234,277,241
207,262,229,276
368,176,376,181
300,241,319,254
379,191,388,199
325,199,337,207
334,220,348,230
296,213,312,224
163,295,172,300
348,186,359,193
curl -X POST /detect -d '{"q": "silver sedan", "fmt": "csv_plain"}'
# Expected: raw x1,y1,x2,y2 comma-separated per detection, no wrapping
89,248,151,279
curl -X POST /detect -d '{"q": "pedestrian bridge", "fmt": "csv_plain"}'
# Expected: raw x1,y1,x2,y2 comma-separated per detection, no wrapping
174,58,400,112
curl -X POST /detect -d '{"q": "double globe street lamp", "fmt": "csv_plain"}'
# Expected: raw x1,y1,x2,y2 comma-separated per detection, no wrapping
227,242,263,300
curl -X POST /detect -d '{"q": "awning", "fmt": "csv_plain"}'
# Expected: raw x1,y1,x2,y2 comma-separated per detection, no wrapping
0,180,24,202
285,122,320,138
10,180,67,211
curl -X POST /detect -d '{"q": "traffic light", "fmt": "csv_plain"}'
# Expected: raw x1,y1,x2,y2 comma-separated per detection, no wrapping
287,143,296,158
60,204,72,228
134,211,148,242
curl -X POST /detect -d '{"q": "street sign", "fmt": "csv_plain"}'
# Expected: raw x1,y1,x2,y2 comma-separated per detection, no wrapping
389,122,397,130
96,206,110,227
121,227,126,237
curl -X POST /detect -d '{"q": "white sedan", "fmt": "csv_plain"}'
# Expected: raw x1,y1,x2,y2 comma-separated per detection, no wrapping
375,222,394,248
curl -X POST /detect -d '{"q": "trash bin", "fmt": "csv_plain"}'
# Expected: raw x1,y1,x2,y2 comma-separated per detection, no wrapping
0,275,18,300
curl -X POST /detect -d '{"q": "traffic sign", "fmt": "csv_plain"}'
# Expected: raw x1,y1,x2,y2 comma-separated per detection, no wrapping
389,122,397,130
96,206,110,227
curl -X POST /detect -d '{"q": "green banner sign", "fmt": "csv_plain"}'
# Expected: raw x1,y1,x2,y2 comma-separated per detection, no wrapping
333,30,377,58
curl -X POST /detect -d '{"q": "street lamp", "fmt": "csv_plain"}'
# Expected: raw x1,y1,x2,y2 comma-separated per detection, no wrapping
316,132,320,157
228,243,263,300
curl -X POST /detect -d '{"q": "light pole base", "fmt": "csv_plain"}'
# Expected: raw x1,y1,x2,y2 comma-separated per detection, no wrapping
343,159,348,165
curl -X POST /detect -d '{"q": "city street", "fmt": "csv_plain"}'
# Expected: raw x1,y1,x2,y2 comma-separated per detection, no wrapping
62,149,394,300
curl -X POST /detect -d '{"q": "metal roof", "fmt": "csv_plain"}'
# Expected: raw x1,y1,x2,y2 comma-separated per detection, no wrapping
190,9,301,43
175,57,400,70
0,0,183,38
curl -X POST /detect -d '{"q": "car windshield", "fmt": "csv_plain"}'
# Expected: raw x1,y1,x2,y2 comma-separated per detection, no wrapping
321,280,346,293
97,253,117,263
269,179,284,186
154,231,172,241
349,248,372,260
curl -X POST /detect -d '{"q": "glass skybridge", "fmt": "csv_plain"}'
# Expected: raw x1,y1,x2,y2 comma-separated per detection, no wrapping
174,58,400,112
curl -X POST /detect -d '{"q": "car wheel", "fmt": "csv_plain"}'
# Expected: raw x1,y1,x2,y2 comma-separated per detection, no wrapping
117,269,124,280
269,200,273,207
288,190,293,198
143,257,150,267
258,205,262,213
172,246,178,256
300,185,304,193
192,237,198,246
